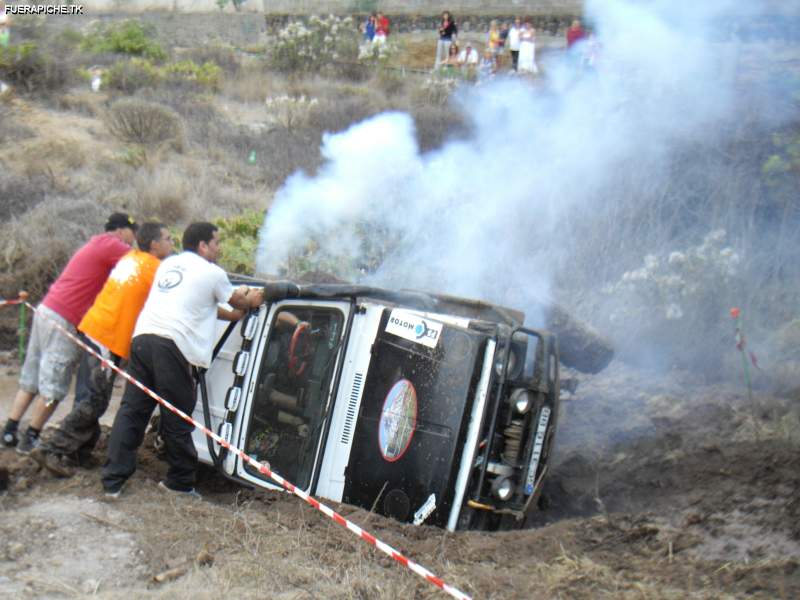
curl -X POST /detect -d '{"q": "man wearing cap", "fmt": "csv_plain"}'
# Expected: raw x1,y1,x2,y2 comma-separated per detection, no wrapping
2,213,138,454
31,223,174,476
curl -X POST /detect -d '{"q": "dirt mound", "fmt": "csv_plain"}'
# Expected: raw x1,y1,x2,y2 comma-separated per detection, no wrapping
1,363,799,598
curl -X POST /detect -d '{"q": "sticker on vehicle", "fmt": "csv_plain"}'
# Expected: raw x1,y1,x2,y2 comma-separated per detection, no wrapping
525,406,551,495
413,493,437,525
378,378,418,462
385,309,443,349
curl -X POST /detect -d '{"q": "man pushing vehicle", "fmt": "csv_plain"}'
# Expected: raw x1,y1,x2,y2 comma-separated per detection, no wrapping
101,222,264,498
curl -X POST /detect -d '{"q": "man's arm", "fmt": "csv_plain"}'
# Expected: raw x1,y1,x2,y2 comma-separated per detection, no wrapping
227,285,265,312
218,306,245,322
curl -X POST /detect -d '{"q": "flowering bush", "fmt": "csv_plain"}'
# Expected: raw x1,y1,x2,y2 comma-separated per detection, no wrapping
264,94,320,129
270,15,359,74
601,230,743,367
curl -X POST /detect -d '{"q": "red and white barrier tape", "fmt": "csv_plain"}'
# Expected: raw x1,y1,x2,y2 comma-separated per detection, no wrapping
10,299,472,600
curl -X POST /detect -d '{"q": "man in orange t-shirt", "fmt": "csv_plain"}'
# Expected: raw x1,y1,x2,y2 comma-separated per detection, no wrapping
32,223,174,477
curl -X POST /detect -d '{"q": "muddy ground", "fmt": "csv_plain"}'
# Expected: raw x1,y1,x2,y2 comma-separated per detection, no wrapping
1,351,798,599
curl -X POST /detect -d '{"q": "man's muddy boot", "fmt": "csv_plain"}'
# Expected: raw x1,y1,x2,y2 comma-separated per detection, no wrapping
30,448,76,478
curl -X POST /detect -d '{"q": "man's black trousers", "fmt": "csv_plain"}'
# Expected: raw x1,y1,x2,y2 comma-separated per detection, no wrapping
101,334,198,492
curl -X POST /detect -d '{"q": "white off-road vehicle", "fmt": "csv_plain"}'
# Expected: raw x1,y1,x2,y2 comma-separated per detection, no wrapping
192,281,564,531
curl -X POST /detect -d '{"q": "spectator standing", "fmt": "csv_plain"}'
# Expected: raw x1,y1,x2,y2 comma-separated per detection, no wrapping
435,11,458,71
496,22,509,69
508,17,522,71
362,12,376,43
30,223,174,477
518,21,539,75
566,18,586,49
101,222,264,498
2,213,137,454
374,12,390,45
487,20,501,66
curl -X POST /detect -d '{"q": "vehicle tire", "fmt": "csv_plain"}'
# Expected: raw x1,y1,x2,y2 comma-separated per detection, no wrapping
543,303,614,374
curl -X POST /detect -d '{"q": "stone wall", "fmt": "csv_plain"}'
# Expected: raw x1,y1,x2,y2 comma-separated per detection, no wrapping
75,0,583,16
260,0,583,16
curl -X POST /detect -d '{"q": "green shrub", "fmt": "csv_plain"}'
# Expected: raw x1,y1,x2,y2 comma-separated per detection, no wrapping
163,60,222,90
0,42,70,93
214,211,264,274
103,58,161,93
81,21,167,61
103,58,222,93
180,45,241,74
57,28,85,47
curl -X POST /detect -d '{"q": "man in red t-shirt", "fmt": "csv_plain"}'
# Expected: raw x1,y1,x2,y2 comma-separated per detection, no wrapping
2,213,137,454
566,18,586,49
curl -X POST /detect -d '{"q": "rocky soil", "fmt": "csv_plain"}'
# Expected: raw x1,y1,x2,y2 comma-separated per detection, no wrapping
1,354,798,599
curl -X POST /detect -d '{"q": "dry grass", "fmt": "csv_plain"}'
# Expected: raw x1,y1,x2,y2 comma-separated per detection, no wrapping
15,137,88,176
392,37,436,71
130,164,192,223
0,197,110,298
221,65,276,103
0,172,48,222
53,90,105,117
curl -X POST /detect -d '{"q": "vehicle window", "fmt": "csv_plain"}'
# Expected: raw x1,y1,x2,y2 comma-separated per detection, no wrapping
243,306,344,490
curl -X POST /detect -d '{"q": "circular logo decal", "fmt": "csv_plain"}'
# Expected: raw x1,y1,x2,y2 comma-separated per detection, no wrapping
157,269,183,291
378,378,418,462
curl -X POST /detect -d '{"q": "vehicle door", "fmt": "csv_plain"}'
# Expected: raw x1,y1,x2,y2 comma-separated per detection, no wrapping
232,300,351,493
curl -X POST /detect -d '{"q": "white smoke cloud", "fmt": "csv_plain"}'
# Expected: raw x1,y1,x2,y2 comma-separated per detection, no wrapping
256,0,780,328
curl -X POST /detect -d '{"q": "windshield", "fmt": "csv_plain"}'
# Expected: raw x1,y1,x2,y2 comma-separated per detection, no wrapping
243,305,344,490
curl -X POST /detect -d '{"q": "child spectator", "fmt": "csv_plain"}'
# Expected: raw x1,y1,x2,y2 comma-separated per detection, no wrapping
479,48,496,81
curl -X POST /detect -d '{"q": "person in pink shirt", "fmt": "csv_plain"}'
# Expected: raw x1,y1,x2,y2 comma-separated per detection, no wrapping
2,213,137,454
566,18,586,49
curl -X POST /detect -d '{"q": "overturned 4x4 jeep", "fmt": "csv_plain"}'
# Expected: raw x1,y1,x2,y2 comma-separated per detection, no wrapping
193,281,611,531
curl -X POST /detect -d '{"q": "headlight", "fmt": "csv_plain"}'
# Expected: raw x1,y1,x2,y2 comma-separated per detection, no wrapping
509,388,533,415
491,477,514,501
494,349,518,378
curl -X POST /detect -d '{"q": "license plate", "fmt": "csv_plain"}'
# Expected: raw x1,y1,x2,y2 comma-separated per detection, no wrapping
524,407,551,495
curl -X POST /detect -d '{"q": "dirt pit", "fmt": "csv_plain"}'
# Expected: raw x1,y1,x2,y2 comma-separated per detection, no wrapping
1,358,799,599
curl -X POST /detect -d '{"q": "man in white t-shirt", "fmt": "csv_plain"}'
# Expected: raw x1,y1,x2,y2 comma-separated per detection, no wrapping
458,43,479,76
101,222,264,498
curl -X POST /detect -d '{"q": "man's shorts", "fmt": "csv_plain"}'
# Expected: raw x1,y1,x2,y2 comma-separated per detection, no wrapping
19,305,81,401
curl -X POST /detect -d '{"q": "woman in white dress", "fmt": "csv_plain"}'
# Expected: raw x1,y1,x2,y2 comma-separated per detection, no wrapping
518,21,538,75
